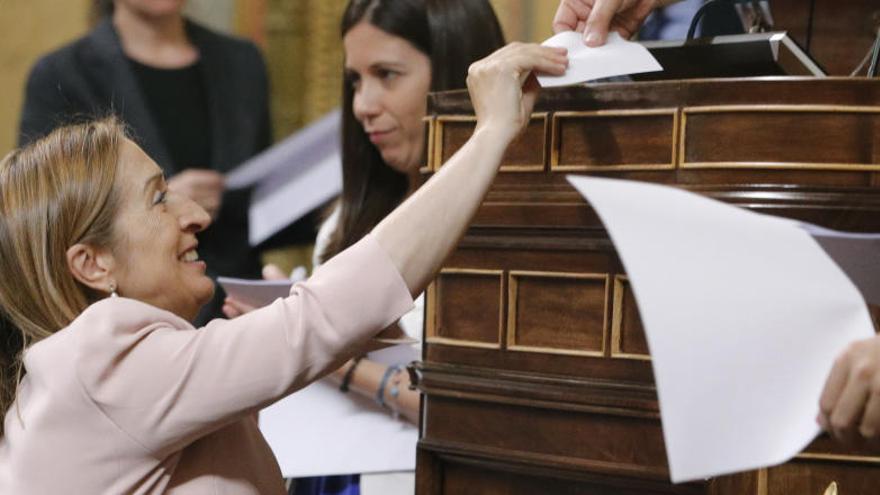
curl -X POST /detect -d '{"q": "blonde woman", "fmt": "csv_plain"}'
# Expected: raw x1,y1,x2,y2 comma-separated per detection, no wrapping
0,44,568,493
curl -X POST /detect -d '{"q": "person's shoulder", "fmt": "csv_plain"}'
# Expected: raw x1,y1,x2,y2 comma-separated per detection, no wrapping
27,21,113,85
72,297,192,344
28,31,93,78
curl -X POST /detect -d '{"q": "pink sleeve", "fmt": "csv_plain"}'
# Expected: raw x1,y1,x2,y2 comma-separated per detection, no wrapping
75,235,413,456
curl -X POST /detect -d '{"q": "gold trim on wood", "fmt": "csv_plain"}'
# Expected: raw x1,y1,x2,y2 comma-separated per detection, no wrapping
680,105,880,172
757,468,768,495
420,116,435,174
795,452,880,465
506,270,609,357
610,275,651,361
433,114,548,172
550,109,678,172
425,268,505,350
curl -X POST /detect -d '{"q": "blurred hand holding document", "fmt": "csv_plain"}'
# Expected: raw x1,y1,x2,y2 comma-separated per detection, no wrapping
537,31,662,87
225,110,342,245
566,176,878,483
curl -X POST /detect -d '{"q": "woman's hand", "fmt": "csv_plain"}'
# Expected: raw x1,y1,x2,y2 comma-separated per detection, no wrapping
553,0,657,46
818,335,880,448
466,43,568,145
221,264,289,318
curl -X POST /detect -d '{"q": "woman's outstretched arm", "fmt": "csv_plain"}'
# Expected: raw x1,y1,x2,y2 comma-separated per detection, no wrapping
372,43,567,295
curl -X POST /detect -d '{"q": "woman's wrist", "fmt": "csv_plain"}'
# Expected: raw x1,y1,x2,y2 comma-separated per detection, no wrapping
473,121,520,151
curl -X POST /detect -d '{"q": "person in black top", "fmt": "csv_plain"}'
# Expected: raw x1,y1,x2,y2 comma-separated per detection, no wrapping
18,0,312,324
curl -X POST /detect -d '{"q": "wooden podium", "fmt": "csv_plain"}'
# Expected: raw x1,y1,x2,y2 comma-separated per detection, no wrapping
414,77,880,495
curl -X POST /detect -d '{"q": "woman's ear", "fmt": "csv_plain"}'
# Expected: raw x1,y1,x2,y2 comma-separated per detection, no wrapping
66,243,116,293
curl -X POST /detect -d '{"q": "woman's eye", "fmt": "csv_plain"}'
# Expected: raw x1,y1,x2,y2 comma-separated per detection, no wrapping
378,69,399,82
153,191,167,205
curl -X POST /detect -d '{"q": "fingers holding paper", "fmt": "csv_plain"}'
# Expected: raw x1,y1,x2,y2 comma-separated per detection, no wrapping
467,43,568,142
819,335,880,448
553,0,656,47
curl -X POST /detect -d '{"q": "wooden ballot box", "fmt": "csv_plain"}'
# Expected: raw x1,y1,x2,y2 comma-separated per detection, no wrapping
414,78,880,495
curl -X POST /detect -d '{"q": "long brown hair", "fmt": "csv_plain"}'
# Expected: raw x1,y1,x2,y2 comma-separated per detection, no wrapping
0,118,124,434
323,0,505,262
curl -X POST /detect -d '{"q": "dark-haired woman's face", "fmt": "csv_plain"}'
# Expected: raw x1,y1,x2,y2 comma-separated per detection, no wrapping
344,21,432,173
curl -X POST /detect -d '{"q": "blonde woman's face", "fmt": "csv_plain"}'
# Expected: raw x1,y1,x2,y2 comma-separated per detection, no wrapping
344,21,432,173
108,140,214,321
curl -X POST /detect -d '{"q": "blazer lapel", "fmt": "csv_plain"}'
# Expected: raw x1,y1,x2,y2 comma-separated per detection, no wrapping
187,21,234,172
83,20,174,172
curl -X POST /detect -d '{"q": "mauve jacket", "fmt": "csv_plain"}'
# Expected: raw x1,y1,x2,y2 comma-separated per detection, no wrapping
0,236,413,494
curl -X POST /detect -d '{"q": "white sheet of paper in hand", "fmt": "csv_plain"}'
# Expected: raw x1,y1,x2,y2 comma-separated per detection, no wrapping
537,31,662,87
217,277,292,308
566,176,875,483
259,294,424,477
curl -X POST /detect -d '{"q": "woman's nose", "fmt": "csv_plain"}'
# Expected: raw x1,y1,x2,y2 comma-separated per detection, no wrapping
353,82,382,122
176,194,212,234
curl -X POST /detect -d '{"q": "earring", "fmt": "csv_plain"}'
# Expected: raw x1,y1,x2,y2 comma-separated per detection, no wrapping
108,282,118,298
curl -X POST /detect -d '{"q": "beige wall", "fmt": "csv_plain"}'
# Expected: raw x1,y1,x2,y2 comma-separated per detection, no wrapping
491,0,559,43
0,0,92,157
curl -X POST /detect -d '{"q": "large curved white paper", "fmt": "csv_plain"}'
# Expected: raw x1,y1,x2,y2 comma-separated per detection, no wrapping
567,176,876,483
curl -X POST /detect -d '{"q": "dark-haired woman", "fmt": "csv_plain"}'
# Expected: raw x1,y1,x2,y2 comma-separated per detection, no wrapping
224,2,505,493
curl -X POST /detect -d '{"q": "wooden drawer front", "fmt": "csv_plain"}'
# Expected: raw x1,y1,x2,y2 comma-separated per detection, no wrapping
427,269,504,348
508,271,609,356
611,276,651,360
423,396,669,479
764,459,880,495
682,106,880,171
551,110,677,171
438,462,701,495
435,115,547,172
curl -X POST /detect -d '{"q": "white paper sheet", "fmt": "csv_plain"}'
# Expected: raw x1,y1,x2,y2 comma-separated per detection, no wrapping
566,176,876,483
537,31,662,87
259,295,424,478
223,110,343,246
217,277,293,308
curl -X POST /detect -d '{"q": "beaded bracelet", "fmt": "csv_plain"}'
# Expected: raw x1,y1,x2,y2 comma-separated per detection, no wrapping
376,365,402,408
339,356,363,393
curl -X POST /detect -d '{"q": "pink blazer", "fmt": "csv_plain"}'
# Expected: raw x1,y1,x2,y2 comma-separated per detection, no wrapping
0,236,413,494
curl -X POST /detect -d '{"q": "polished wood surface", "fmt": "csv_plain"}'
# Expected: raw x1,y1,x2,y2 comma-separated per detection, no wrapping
772,0,880,76
417,78,880,495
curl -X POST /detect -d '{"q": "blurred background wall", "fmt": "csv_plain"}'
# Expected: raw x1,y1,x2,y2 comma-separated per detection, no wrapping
0,0,558,158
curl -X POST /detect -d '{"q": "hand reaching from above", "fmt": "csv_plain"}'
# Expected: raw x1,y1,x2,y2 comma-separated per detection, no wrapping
553,0,657,47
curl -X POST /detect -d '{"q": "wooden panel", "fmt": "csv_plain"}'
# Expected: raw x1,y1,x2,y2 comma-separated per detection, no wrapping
420,116,433,173
551,110,677,171
424,396,670,478
439,461,698,495
436,114,547,172
612,276,651,360
507,271,609,356
765,458,880,495
682,106,880,171
427,269,504,349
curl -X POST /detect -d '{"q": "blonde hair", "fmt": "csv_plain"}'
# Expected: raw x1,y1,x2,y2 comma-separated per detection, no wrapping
0,117,124,434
